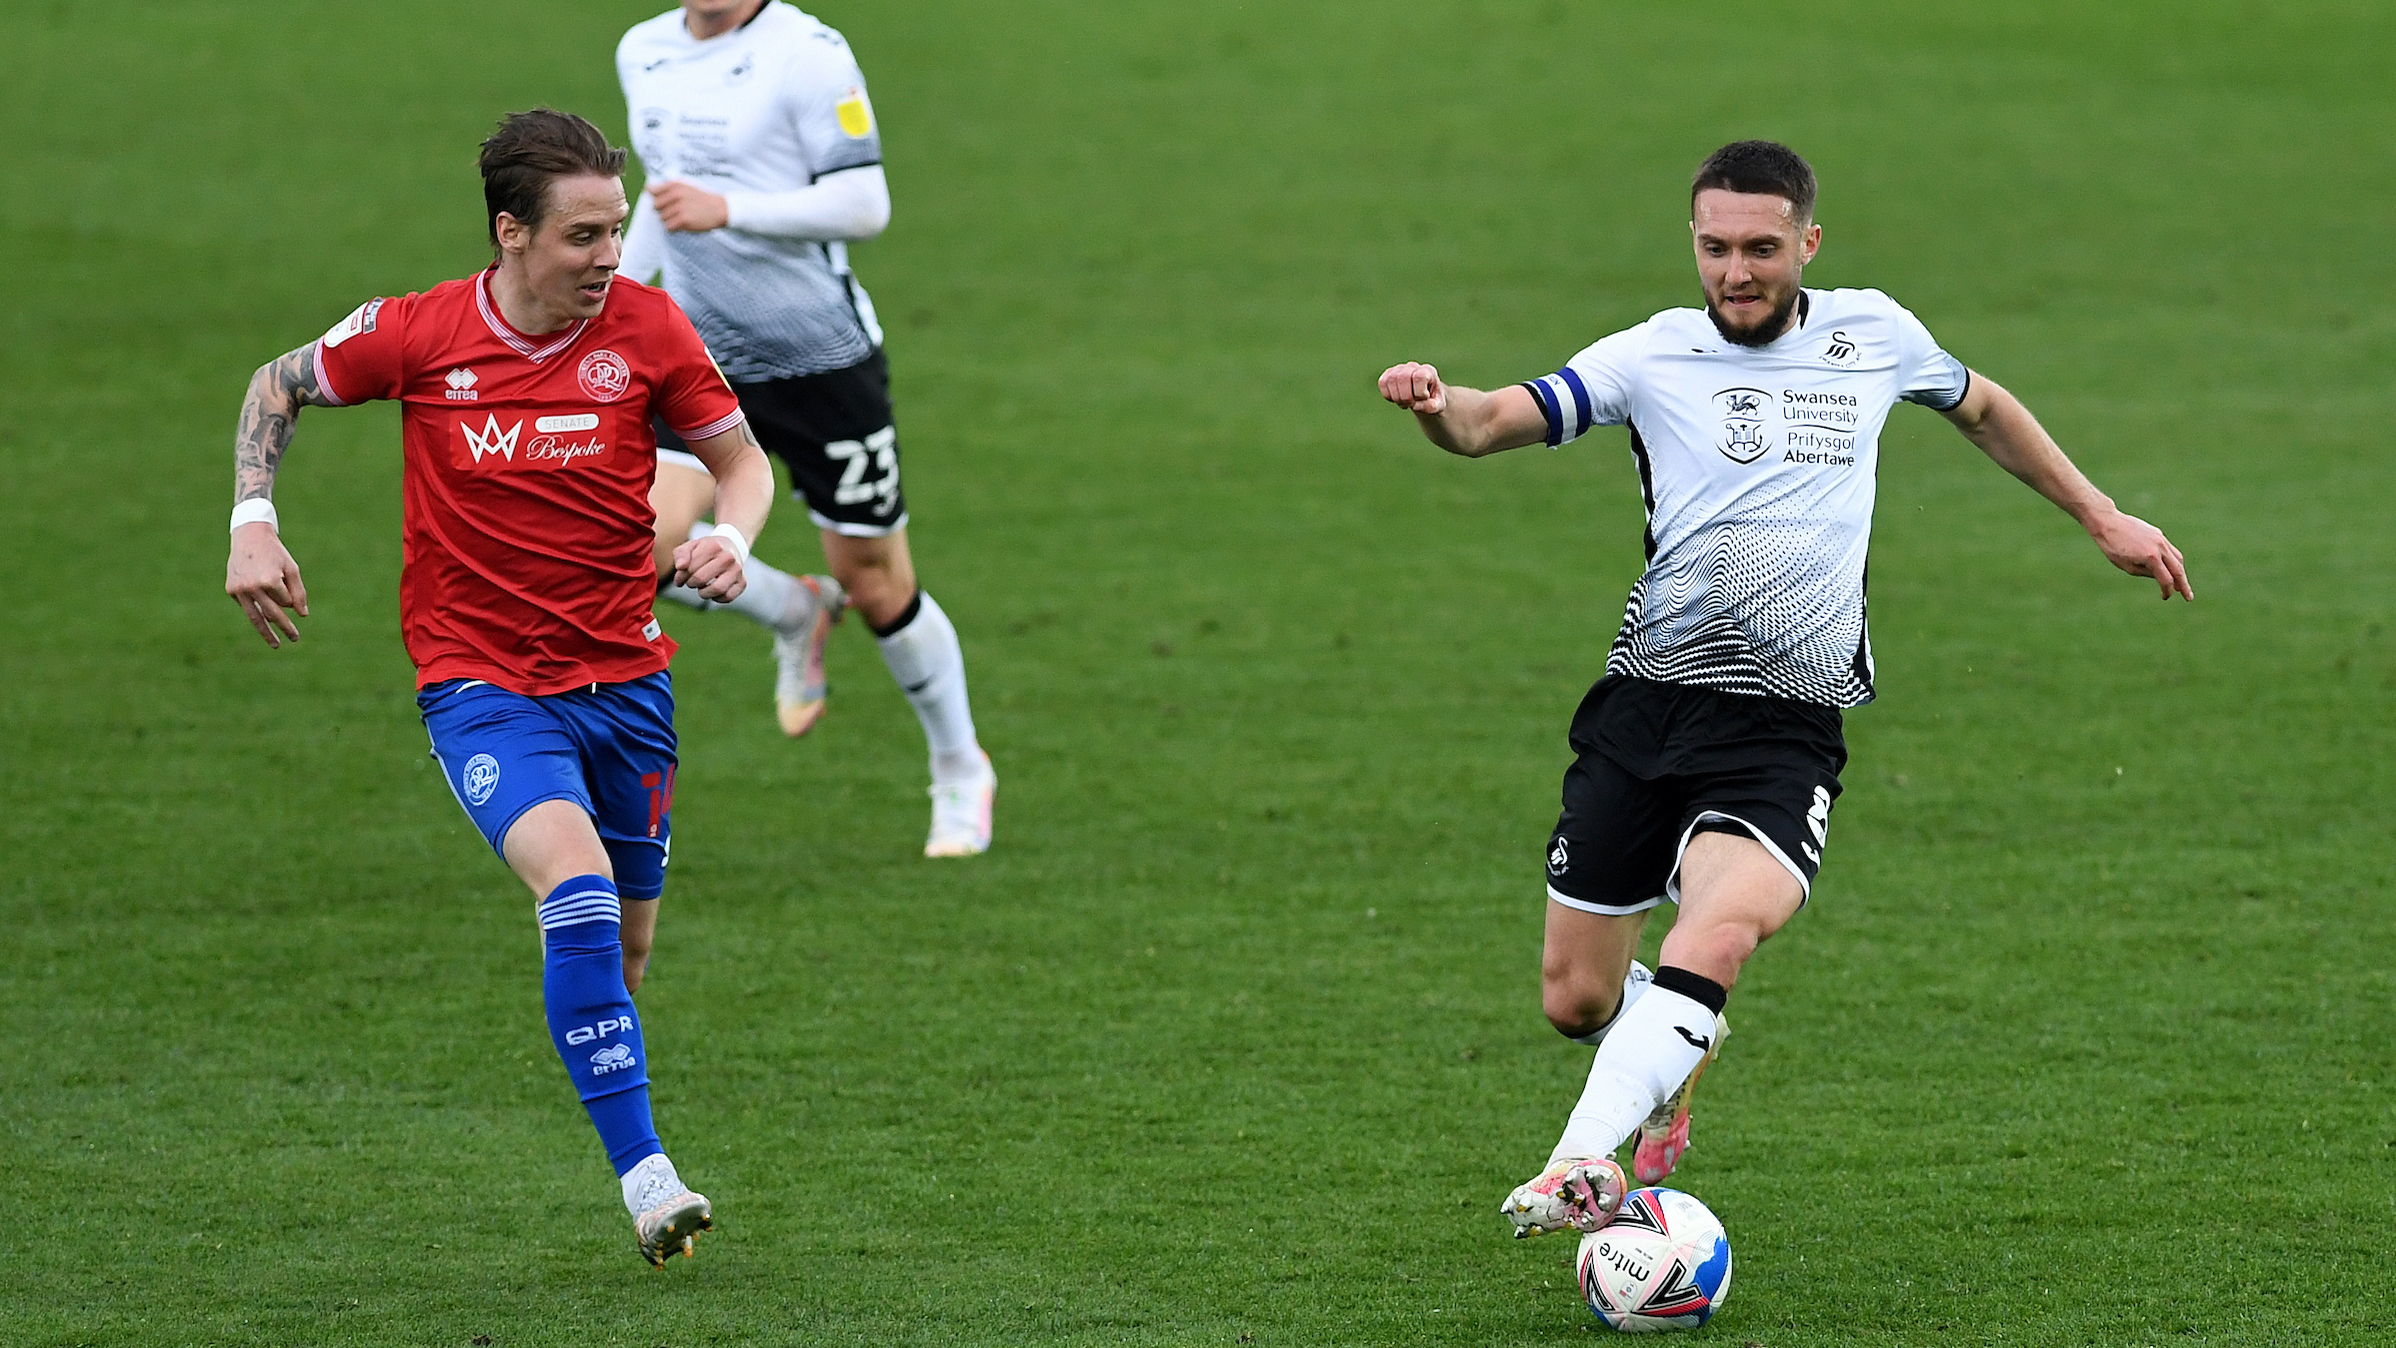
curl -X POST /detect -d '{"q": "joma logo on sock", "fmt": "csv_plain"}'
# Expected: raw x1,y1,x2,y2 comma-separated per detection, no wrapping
590,1044,638,1074
567,1016,635,1046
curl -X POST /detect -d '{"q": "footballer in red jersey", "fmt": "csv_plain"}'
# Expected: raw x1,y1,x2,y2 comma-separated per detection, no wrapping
223,109,769,1268
313,266,745,693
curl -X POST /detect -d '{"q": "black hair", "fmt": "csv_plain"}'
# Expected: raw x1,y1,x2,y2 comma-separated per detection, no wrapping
1690,140,1817,222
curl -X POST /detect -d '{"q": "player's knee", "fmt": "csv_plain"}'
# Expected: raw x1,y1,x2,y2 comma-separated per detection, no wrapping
842,568,915,628
1665,919,1766,983
1541,974,1619,1040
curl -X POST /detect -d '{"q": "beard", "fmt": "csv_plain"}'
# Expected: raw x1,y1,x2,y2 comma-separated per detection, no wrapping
1705,287,1801,348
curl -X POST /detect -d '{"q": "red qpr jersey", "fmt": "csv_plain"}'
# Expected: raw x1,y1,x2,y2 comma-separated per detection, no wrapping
312,270,744,695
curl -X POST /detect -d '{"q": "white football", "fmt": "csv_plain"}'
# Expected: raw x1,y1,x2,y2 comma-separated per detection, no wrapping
1574,1187,1733,1332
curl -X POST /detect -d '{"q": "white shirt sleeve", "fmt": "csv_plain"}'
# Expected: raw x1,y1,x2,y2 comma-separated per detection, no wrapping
1519,323,1646,447
1890,300,1970,410
619,189,666,285
724,163,890,241
790,40,883,179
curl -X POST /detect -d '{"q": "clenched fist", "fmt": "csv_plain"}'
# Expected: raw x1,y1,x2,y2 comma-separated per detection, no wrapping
1378,362,1447,415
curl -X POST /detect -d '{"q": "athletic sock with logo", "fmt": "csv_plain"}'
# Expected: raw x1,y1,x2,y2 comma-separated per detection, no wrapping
1567,961,1656,1047
538,874,662,1176
870,591,982,781
658,522,804,630
1549,966,1726,1165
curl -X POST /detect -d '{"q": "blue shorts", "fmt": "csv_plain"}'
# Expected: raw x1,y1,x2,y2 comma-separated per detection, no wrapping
417,672,678,899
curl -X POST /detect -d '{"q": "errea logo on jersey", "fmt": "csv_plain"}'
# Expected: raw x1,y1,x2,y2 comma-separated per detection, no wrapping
444,367,479,401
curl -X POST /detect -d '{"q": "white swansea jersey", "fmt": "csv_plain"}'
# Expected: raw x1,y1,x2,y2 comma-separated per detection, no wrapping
618,2,885,381
1523,289,1969,708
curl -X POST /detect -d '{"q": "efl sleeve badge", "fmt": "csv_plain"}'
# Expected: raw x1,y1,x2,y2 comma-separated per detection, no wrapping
835,87,874,138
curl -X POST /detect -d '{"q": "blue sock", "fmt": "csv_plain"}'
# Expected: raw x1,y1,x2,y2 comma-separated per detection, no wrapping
538,874,663,1176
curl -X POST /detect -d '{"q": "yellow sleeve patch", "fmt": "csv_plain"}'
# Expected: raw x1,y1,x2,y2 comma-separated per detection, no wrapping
835,88,874,138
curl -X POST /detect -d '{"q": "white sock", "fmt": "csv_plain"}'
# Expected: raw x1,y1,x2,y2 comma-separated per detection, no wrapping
621,1152,683,1216
659,520,803,630
1549,984,1718,1165
1568,961,1654,1047
873,591,981,780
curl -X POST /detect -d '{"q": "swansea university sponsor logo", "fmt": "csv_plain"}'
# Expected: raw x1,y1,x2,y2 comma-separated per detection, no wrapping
577,348,632,403
449,410,614,471
1779,388,1861,467
1712,387,1774,463
1716,386,1865,468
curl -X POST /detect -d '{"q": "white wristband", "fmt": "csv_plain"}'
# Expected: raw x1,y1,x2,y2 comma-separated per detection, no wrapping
705,521,751,565
230,499,279,533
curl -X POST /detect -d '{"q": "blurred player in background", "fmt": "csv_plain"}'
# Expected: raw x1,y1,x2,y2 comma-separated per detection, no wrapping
1377,141,2192,1241
617,0,995,857
222,109,761,1268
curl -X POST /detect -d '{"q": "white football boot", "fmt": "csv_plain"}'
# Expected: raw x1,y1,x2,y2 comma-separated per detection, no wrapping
771,575,847,737
924,751,996,857
623,1153,713,1268
1501,1154,1628,1239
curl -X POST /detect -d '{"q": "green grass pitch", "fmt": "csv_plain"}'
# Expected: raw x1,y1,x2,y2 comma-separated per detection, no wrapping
3,1,2392,1343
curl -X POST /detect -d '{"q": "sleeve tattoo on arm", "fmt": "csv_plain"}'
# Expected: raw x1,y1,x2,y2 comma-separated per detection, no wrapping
234,344,335,504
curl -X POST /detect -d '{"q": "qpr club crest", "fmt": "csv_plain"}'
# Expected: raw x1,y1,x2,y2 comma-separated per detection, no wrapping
1712,386,1775,464
577,348,632,403
461,753,501,806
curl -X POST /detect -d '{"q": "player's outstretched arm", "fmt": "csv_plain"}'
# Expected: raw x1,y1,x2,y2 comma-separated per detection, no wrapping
1377,362,1549,459
671,420,776,602
225,344,336,647
1941,371,2193,601
645,167,890,242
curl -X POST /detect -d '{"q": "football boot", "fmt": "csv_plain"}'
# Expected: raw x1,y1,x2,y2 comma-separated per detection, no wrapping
924,750,995,857
1632,1010,1727,1184
1501,1154,1629,1239
772,574,847,737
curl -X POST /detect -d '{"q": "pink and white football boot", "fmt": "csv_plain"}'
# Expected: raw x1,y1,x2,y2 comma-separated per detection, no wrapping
1632,1010,1727,1184
772,574,847,737
1500,1155,1629,1239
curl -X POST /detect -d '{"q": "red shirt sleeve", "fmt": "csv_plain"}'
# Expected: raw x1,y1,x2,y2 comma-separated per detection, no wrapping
648,296,745,440
311,296,410,406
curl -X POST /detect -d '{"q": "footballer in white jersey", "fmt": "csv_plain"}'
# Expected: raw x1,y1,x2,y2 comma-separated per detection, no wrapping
1379,141,2191,1247
1523,286,1969,708
617,1,995,858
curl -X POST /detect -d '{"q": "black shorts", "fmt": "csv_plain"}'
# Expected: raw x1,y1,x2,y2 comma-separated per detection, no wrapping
656,348,907,537
1544,675,1847,916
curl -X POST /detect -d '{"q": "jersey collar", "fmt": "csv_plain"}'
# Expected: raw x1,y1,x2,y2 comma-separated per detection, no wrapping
475,269,594,365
